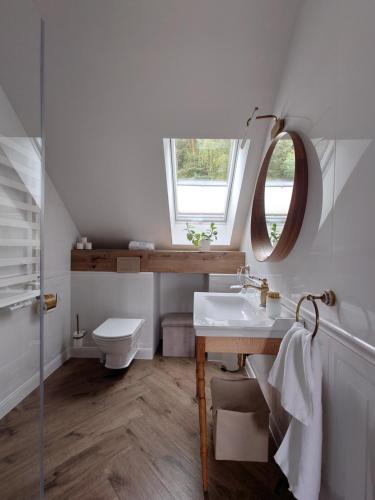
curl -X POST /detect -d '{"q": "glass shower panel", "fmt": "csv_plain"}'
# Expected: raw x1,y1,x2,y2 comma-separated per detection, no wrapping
0,2,44,499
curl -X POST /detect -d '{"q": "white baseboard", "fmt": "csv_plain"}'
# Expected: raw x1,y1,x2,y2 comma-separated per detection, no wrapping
44,349,70,378
0,349,70,420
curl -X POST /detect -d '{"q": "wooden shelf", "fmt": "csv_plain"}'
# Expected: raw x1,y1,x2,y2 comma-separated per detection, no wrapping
71,249,245,274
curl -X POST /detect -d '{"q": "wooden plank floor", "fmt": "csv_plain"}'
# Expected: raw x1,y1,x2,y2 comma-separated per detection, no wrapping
0,355,293,500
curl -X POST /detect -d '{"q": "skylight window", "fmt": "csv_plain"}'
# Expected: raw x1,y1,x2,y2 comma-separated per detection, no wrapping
171,139,238,221
164,137,249,245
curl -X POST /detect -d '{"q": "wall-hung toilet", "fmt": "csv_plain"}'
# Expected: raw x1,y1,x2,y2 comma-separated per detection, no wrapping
92,318,144,369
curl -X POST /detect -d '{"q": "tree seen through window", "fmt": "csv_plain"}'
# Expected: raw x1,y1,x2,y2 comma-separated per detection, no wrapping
175,139,231,181
267,138,295,180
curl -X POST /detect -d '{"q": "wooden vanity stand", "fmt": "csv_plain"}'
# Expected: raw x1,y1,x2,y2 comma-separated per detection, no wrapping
195,334,281,493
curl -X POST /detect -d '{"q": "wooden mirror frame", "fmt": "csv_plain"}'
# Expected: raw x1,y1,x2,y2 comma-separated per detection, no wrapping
251,131,308,262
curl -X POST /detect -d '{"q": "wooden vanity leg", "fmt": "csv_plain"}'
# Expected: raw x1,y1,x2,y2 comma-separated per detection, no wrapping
195,337,199,398
196,336,209,492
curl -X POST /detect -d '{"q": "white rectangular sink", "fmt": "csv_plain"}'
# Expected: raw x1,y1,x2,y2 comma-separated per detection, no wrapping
194,292,294,338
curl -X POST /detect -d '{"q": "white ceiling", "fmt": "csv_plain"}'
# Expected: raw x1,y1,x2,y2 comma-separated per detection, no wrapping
43,0,301,248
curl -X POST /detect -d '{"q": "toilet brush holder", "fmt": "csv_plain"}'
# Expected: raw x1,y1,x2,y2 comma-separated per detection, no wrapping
73,329,87,348
73,314,86,348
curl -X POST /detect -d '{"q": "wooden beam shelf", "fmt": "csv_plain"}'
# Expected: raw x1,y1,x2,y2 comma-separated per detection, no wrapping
71,249,245,274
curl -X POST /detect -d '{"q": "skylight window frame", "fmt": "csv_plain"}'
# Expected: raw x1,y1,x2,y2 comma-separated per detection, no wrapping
169,138,239,223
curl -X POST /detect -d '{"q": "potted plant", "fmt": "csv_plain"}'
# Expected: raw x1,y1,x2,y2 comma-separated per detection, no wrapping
185,222,218,250
269,223,280,246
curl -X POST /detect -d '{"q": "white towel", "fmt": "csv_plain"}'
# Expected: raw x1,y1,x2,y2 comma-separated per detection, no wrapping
268,326,323,500
268,322,304,394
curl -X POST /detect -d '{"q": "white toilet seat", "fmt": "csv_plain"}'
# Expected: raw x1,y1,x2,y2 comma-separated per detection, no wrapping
93,318,143,340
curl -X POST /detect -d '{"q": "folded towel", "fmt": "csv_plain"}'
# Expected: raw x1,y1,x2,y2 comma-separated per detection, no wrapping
269,325,323,500
128,241,155,250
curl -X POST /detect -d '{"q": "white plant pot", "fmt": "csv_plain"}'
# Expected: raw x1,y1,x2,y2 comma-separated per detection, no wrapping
199,239,211,251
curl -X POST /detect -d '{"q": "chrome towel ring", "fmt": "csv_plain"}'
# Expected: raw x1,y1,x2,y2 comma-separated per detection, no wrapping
295,290,336,338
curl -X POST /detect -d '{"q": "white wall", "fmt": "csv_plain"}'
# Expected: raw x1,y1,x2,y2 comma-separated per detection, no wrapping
241,1,375,498
43,174,80,368
0,174,79,418
42,0,300,249
159,273,208,317
242,0,375,350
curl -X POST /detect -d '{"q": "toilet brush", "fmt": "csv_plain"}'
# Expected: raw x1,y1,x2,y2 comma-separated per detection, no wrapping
73,314,87,348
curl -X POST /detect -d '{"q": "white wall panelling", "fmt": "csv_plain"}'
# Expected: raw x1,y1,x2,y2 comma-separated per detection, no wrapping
286,300,375,500
246,302,375,500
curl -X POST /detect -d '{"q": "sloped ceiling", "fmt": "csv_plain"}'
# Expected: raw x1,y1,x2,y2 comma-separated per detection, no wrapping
43,0,300,248
0,0,41,138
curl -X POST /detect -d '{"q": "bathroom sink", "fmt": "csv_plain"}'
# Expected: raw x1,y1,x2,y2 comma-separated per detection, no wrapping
194,292,294,338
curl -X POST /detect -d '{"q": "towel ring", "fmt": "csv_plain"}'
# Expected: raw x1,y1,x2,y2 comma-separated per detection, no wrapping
295,290,336,338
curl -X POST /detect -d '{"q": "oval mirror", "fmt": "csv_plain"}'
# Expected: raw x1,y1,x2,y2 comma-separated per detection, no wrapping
251,131,308,262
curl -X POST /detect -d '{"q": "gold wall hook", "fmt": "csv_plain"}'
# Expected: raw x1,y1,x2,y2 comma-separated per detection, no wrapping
256,114,285,139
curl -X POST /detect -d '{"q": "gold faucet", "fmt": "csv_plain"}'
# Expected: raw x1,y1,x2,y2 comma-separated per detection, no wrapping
242,278,269,307
236,265,269,307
